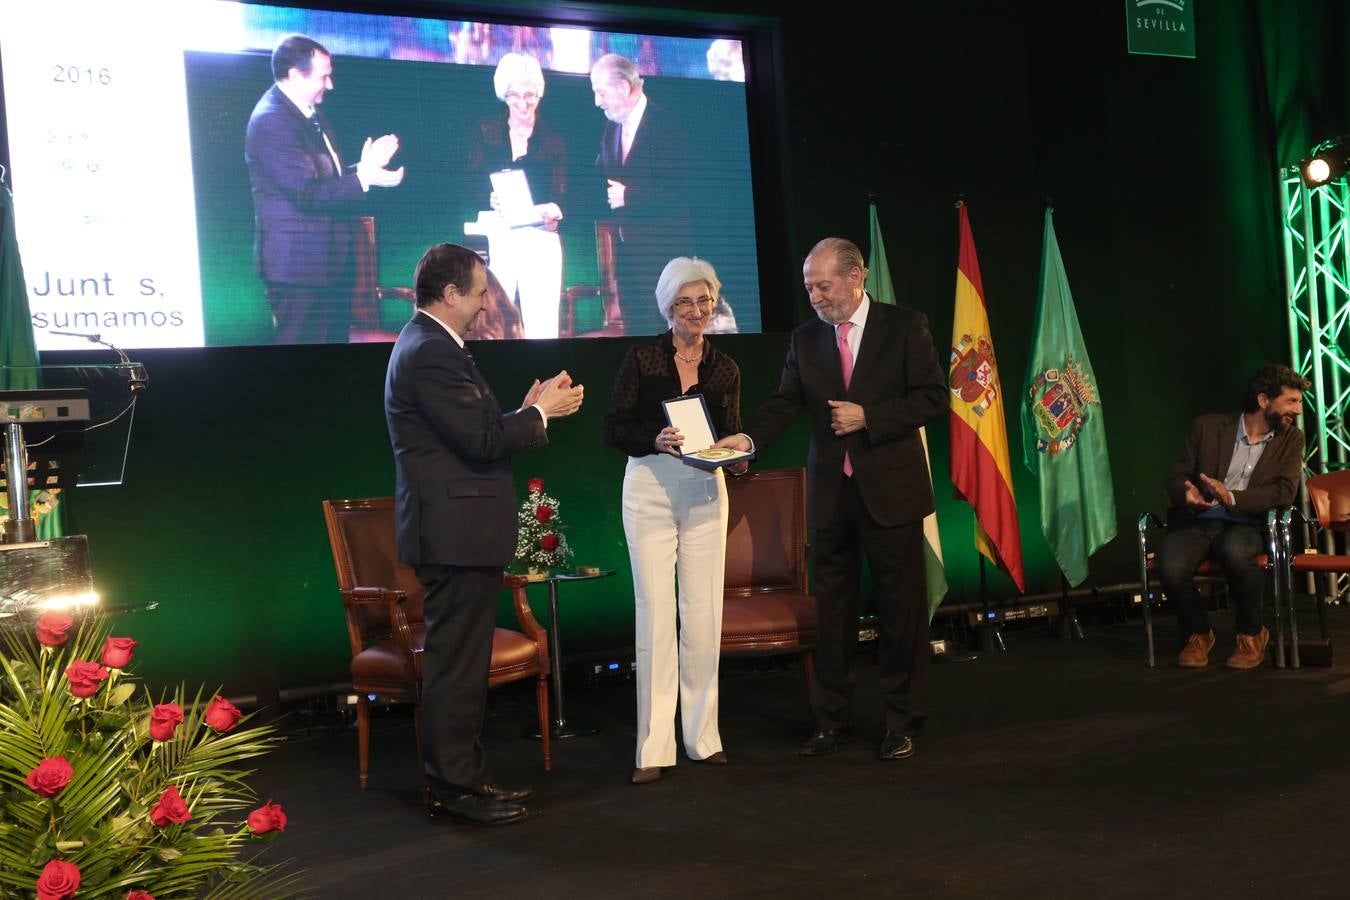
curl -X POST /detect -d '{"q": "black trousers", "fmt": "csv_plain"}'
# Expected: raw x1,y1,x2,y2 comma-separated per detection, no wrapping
1157,518,1266,637
810,475,929,737
414,563,501,798
265,282,352,345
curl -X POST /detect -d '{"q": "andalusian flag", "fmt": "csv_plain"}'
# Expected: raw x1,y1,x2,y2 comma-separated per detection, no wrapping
866,201,947,619
1021,209,1116,586
0,185,66,538
948,203,1024,591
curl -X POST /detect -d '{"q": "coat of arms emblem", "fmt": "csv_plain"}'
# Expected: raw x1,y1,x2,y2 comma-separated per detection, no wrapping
949,333,998,416
1026,356,1099,454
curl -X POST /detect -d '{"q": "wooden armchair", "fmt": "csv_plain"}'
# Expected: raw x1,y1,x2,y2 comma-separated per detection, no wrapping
722,468,817,680
321,497,551,802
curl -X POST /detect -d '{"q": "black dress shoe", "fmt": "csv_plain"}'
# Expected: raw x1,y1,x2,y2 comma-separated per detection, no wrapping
478,783,534,802
428,793,528,826
798,729,847,756
879,731,915,760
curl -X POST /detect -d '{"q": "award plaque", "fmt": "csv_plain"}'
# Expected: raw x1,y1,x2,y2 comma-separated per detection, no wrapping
489,168,545,228
660,394,754,471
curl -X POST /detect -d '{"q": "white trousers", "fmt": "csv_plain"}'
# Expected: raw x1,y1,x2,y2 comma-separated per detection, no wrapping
622,453,728,768
487,226,562,339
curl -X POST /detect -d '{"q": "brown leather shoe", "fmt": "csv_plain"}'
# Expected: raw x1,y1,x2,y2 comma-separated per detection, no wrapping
694,751,727,765
1177,630,1216,668
1226,626,1270,669
631,767,661,784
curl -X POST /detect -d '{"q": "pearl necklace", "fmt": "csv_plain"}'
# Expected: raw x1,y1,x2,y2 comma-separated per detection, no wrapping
673,348,702,364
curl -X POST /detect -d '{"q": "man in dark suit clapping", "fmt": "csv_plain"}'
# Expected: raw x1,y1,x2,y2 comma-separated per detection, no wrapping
716,238,947,761
384,243,583,826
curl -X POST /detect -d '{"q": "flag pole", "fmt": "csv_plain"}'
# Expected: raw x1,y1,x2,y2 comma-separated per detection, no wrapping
976,554,1005,651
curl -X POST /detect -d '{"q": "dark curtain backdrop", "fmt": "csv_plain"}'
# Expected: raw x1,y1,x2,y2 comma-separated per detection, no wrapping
17,0,1348,696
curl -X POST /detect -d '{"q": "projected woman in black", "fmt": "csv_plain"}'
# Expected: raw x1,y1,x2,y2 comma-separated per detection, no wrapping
467,52,568,339
604,257,747,784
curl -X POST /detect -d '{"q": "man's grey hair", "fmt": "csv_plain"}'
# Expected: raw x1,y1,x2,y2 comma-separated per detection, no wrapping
593,53,643,92
807,237,868,281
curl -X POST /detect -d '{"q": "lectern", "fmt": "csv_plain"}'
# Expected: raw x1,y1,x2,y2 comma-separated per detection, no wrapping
1,361,145,616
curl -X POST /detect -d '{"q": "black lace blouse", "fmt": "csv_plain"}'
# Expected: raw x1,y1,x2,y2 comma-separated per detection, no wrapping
604,331,742,458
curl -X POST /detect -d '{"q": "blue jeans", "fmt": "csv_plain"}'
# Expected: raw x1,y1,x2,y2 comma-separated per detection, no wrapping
1157,518,1266,637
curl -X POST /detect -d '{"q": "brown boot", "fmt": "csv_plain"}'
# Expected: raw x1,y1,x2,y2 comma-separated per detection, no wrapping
1177,630,1215,667
1225,626,1270,669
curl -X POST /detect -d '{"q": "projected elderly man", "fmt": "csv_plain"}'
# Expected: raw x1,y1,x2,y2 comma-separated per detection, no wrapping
1158,363,1307,670
590,53,691,336
245,33,404,344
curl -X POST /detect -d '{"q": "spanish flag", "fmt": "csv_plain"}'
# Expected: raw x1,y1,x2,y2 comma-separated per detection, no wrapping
948,203,1025,591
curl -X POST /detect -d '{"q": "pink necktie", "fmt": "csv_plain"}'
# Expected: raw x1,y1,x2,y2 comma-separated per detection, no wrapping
837,321,854,476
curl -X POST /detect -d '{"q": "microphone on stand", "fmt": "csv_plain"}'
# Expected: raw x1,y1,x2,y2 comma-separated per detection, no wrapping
49,331,149,394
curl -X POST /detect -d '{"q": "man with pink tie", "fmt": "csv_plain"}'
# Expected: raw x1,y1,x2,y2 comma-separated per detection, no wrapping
716,238,947,760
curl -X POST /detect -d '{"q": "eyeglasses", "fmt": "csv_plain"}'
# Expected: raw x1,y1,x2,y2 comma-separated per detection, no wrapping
504,91,539,102
673,295,716,312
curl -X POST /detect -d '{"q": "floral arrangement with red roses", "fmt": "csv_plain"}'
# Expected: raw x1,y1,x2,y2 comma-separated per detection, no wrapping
0,611,302,898
512,476,575,572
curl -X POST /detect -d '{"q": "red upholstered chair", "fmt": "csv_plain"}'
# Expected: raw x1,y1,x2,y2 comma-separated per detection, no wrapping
321,498,551,802
1271,470,1349,666
722,468,817,679
1136,512,1275,668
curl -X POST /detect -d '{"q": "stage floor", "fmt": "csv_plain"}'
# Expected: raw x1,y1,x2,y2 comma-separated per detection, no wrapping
250,608,1350,898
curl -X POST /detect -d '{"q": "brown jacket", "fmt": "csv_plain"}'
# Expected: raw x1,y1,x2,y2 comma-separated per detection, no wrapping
1165,412,1304,523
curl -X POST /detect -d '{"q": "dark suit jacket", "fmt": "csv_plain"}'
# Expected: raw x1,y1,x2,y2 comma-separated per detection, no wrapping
244,85,365,287
1165,412,1304,524
747,298,948,530
384,313,547,567
596,99,690,228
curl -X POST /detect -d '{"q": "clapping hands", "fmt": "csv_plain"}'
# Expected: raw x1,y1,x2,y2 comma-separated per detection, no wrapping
357,134,404,188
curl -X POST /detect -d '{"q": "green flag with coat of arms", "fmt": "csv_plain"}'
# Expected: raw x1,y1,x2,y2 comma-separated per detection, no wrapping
1021,208,1115,586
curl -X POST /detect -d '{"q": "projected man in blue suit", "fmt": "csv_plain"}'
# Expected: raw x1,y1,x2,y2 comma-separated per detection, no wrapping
245,34,404,344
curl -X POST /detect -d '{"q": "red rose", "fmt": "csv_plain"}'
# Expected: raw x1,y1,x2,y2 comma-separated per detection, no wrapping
540,533,559,552
535,504,554,524
127,892,156,900
35,613,74,647
25,757,74,798
246,799,288,834
148,703,185,741
101,636,139,669
65,660,110,698
36,859,80,900
203,695,242,732
527,477,545,494
149,785,191,826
